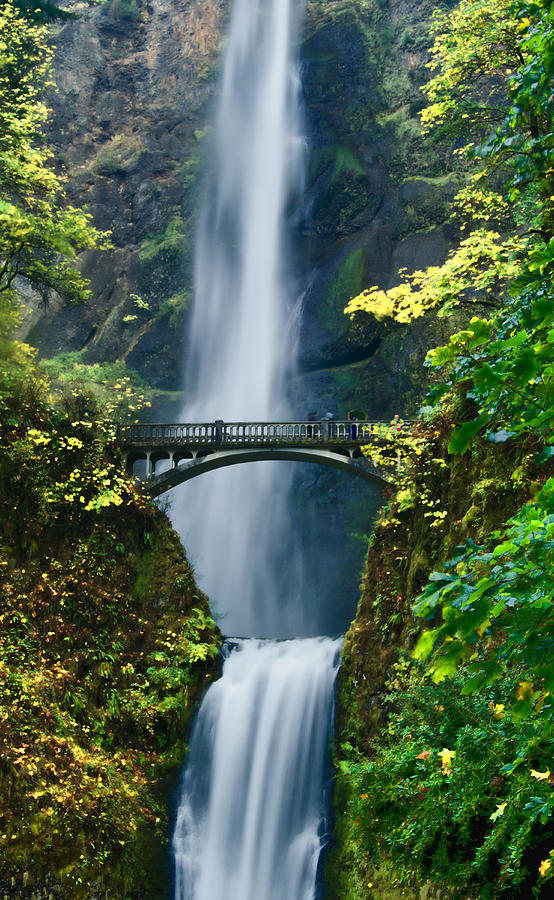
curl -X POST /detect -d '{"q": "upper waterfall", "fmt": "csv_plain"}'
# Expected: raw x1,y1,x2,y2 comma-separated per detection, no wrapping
172,0,307,638
183,0,305,421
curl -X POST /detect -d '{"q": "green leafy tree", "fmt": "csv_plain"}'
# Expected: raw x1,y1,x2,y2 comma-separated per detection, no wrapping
344,0,552,326
405,3,554,888
420,0,522,136
10,1,73,22
0,1,109,367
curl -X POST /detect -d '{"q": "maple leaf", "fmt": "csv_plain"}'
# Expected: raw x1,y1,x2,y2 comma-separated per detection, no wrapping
416,751,431,760
439,748,456,771
517,681,534,700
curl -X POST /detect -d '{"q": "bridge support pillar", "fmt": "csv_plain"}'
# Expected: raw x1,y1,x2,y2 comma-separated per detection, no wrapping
146,451,152,478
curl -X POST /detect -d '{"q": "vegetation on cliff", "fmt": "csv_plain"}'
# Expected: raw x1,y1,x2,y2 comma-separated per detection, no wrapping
332,0,554,897
0,368,219,896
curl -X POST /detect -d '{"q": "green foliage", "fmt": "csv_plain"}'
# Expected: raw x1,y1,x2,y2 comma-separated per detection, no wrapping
341,659,554,897
346,229,520,323
422,0,554,449
343,0,552,327
39,352,154,421
0,368,220,894
155,289,191,331
413,476,554,742
92,134,143,177
10,1,73,22
139,215,188,263
107,0,142,22
338,6,554,896
359,419,450,529
335,6,554,897
421,0,520,136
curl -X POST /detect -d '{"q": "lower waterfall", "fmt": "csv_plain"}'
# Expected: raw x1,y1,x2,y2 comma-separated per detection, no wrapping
172,638,342,900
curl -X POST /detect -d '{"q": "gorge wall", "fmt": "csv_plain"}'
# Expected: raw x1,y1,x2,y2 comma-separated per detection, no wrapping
23,0,226,397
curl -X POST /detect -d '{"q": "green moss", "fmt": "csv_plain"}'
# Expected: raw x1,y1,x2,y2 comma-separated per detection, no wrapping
154,289,191,331
139,215,189,264
331,145,365,181
321,248,366,338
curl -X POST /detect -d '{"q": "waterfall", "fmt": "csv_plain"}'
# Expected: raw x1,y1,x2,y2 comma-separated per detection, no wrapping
173,639,342,900
171,1,341,897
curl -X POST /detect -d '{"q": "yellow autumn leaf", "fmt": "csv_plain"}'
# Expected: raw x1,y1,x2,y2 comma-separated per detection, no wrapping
477,618,491,636
489,802,507,822
530,768,551,781
517,681,534,700
539,858,551,877
439,748,455,769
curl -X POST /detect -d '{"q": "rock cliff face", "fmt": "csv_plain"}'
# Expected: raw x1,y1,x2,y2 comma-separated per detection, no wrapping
24,0,226,393
296,0,459,419
25,0,458,422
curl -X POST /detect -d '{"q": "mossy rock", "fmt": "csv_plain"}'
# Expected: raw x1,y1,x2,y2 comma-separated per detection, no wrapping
91,134,144,177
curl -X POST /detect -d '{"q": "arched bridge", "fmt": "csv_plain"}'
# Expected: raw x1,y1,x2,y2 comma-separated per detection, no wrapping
120,420,409,497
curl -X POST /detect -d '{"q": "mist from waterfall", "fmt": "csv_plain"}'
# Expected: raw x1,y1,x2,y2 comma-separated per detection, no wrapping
171,0,306,639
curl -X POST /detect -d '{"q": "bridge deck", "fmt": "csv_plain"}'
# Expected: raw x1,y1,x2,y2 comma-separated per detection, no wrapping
119,419,409,451
119,420,412,494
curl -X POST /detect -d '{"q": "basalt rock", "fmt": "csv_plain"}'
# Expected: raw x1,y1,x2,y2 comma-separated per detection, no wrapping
297,0,460,420
22,0,226,390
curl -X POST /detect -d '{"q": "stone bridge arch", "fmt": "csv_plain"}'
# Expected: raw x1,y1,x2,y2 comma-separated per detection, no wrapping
136,447,390,497
120,419,408,496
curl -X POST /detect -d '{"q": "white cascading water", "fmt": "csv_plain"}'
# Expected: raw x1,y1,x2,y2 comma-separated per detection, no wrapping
171,1,341,897
173,639,342,900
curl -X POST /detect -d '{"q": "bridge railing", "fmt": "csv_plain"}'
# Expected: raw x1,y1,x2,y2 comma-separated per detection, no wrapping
119,420,412,447
122,423,218,444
